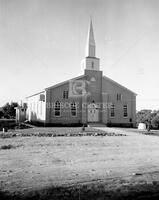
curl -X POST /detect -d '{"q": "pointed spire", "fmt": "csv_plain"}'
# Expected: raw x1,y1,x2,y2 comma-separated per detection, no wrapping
85,18,96,57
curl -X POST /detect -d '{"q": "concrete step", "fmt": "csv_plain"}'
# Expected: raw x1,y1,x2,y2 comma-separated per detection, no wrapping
88,123,106,127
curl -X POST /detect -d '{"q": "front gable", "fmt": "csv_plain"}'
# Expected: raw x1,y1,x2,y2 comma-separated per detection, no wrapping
102,76,137,98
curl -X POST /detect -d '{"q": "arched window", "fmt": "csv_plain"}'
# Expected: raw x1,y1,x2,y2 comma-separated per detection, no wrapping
71,102,77,116
55,101,61,116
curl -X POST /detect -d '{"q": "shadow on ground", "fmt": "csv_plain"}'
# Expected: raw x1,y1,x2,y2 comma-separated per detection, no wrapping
1,182,159,200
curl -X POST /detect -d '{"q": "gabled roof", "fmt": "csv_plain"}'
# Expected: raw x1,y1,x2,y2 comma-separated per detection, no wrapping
26,74,136,99
45,75,86,90
103,75,137,96
26,91,45,98
26,75,86,99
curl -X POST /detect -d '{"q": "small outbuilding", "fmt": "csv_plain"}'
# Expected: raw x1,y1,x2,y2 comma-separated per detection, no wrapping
138,123,146,130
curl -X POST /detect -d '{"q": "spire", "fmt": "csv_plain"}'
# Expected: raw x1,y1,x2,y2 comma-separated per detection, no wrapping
85,18,96,57
82,18,100,71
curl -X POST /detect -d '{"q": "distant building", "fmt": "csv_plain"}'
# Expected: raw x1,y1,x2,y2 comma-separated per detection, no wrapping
26,20,137,127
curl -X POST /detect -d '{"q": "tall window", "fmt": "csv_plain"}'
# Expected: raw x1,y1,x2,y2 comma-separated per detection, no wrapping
71,102,77,116
55,101,61,116
117,93,122,101
91,61,94,69
63,90,69,99
123,105,128,117
110,104,115,117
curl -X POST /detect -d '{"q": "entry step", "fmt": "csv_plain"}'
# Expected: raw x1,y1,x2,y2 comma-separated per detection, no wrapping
87,123,106,127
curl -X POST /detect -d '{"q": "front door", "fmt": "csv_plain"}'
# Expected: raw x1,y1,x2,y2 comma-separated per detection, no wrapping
88,103,99,122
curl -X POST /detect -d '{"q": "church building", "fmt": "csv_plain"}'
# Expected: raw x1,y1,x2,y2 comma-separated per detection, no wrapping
26,20,137,127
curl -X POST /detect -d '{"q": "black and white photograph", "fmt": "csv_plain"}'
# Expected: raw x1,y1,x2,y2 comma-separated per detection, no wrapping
0,0,159,199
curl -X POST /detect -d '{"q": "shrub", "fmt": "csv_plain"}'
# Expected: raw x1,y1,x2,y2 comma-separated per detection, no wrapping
0,144,16,150
151,115,159,129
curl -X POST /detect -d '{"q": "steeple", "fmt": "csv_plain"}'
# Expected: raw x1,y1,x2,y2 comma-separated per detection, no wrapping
85,18,96,57
81,18,100,71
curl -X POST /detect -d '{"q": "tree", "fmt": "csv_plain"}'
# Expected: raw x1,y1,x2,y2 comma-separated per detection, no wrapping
2,102,18,119
136,110,152,124
136,109,159,129
151,115,159,129
0,110,4,119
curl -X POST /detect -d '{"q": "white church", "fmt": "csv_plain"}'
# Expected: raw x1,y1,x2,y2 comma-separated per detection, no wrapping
21,20,137,127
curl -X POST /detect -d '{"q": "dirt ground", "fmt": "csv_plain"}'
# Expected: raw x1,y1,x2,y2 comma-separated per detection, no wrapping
1,127,159,199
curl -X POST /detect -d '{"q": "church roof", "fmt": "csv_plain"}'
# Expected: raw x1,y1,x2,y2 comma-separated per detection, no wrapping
45,75,86,90
103,76,137,96
27,74,136,98
26,91,45,98
26,75,86,98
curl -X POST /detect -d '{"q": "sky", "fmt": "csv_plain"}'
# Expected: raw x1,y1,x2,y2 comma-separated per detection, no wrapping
0,0,159,111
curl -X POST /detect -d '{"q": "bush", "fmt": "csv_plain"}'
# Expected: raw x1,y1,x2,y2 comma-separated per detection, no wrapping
151,115,159,129
0,144,15,150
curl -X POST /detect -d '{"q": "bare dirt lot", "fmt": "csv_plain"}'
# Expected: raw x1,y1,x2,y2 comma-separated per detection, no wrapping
1,127,159,199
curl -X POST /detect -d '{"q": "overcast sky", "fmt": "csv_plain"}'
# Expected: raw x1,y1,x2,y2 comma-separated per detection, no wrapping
0,0,159,110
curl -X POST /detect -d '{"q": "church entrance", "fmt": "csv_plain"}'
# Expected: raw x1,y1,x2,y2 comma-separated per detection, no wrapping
87,103,99,122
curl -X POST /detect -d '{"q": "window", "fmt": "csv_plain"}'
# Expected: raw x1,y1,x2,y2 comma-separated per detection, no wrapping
123,105,128,117
63,90,69,99
117,93,122,101
71,102,77,116
55,101,61,116
91,61,94,69
39,94,45,102
110,104,115,117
